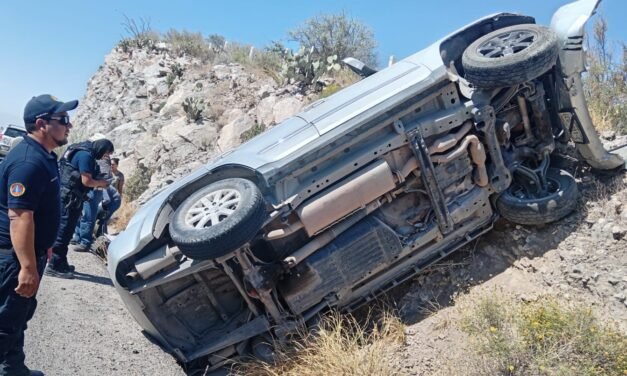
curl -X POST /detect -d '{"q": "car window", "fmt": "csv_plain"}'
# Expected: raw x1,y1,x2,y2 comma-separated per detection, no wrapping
3,128,27,138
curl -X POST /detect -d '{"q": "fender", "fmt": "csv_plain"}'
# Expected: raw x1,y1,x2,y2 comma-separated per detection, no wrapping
550,0,624,170
550,0,600,76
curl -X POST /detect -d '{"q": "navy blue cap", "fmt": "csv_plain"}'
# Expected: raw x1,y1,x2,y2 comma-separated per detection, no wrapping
23,94,79,124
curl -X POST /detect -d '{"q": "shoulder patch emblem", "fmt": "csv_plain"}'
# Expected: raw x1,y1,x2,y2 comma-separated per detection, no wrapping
9,183,26,197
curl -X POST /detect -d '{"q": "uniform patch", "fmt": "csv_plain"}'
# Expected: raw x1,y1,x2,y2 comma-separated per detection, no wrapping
9,183,26,197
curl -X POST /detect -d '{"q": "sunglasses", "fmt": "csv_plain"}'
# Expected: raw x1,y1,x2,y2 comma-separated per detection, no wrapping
47,115,71,126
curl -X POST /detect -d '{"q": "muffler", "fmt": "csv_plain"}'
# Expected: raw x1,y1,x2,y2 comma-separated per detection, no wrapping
296,160,396,236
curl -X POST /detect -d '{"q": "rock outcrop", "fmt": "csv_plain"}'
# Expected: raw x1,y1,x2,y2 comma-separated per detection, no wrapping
73,46,311,201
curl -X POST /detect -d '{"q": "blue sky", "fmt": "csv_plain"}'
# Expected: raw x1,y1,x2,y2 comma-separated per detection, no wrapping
1,0,625,126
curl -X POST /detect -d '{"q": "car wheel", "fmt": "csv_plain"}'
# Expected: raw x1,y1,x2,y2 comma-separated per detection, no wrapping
496,168,578,225
170,178,266,260
462,24,558,88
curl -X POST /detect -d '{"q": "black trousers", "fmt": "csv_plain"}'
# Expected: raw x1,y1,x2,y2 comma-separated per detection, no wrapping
50,203,83,266
0,251,46,374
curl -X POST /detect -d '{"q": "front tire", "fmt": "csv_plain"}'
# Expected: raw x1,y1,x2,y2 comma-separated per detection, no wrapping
462,24,559,88
496,168,578,225
170,178,266,260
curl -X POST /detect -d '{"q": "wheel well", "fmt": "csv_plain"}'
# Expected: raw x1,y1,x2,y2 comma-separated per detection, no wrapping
151,165,266,240
168,165,265,209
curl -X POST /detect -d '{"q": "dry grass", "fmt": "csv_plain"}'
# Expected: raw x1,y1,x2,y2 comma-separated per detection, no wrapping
581,175,627,203
453,292,627,376
332,68,361,88
590,111,615,133
110,198,138,232
578,174,627,227
233,310,405,376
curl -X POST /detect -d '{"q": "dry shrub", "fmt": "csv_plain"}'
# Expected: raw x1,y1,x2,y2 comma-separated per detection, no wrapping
581,174,627,203
110,199,138,232
164,29,214,62
214,42,254,65
319,82,343,98
584,17,627,134
454,292,627,376
118,15,160,52
234,310,405,376
315,69,361,100
331,68,361,88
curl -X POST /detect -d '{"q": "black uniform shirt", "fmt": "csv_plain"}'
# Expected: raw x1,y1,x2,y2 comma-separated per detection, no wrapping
0,136,61,254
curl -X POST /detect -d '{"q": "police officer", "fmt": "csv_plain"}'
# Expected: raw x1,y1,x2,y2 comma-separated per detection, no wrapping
45,139,112,278
0,94,78,375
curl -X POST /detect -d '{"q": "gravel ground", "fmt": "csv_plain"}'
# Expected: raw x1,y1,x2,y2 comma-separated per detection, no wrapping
24,250,183,376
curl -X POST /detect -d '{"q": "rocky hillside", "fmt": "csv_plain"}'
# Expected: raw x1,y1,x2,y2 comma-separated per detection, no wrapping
395,176,627,375
72,45,311,201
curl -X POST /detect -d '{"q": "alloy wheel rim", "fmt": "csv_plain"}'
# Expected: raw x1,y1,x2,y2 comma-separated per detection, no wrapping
477,30,537,58
185,188,241,228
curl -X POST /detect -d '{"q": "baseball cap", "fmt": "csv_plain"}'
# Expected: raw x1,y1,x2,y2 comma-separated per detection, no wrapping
23,94,79,124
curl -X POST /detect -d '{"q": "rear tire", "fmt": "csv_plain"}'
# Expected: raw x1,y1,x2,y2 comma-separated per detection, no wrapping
496,168,578,225
170,178,266,260
462,24,559,88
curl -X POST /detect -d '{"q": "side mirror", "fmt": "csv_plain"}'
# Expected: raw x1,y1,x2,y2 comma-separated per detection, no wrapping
342,57,378,77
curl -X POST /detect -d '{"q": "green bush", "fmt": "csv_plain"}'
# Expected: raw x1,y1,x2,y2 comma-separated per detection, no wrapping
279,48,341,89
164,63,185,93
165,73,176,91
170,62,185,78
182,97,205,123
240,123,265,142
288,12,378,67
320,82,343,98
125,163,154,202
206,34,226,52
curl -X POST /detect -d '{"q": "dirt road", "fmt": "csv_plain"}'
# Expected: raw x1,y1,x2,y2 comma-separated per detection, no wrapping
24,251,183,376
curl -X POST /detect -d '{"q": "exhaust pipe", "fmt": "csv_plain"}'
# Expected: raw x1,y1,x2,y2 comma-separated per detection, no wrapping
431,135,488,187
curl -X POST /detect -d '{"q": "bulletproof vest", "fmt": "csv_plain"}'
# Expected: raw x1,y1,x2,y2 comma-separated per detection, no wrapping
59,141,95,208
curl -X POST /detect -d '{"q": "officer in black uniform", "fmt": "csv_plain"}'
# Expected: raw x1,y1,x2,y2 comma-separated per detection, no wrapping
45,139,111,278
0,94,77,376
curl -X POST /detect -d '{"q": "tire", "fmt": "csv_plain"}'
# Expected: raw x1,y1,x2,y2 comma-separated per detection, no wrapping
170,178,266,260
496,168,578,225
462,24,559,88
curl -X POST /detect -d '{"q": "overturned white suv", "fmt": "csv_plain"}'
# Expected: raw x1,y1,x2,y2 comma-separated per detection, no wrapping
109,0,624,371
